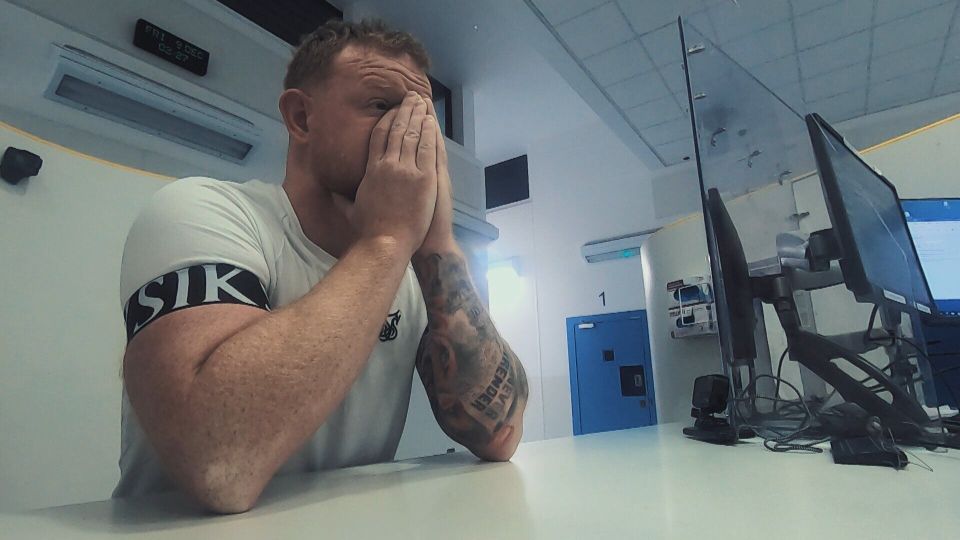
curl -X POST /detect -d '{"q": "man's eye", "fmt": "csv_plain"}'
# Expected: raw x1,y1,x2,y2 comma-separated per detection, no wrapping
372,100,390,111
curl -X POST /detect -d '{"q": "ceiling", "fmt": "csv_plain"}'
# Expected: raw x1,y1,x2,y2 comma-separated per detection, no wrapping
527,0,960,166
335,0,601,166
211,0,960,172
215,0,342,46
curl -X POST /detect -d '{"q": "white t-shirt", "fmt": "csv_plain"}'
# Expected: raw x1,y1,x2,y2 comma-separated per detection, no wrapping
113,177,427,498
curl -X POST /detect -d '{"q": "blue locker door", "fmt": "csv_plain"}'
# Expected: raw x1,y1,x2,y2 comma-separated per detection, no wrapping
570,311,656,435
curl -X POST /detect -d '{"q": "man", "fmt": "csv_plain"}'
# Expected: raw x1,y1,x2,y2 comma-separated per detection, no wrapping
115,19,528,513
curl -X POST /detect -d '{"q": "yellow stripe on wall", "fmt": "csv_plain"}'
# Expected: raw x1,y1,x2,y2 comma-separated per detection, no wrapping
861,112,960,154
0,120,174,182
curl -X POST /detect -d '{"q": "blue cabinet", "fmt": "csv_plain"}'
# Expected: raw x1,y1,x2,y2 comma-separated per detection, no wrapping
567,310,657,435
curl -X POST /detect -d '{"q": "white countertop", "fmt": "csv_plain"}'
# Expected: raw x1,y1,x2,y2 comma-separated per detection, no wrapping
4,423,959,539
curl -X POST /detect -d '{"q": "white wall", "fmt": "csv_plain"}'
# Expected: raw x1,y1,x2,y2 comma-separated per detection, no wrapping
487,203,545,442
0,125,167,512
486,118,662,440
861,114,960,199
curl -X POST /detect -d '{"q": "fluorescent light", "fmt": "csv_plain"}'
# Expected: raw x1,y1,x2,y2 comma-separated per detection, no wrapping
54,75,253,161
45,45,260,163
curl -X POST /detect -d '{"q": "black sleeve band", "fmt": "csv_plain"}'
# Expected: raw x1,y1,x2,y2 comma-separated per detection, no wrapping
124,263,269,341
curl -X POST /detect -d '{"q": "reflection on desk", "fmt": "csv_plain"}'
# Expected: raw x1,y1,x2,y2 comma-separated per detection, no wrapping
3,423,959,539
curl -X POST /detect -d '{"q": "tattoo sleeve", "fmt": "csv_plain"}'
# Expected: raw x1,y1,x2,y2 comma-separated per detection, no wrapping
412,251,529,455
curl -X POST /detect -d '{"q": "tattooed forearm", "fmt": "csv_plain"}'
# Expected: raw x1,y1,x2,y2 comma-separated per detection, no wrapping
412,251,529,457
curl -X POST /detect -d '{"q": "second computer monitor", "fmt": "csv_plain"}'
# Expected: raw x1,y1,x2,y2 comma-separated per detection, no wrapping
806,113,936,316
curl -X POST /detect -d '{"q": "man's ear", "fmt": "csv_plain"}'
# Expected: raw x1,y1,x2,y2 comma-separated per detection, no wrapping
278,89,312,143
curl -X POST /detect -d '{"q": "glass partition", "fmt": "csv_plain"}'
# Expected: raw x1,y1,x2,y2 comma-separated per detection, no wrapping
679,20,946,447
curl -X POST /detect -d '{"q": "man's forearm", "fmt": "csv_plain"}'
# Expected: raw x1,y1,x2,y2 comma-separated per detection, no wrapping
136,237,412,505
412,247,529,460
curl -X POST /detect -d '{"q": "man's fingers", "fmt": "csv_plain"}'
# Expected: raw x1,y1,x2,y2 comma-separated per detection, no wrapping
424,97,449,174
416,115,438,172
384,93,420,161
368,109,398,166
401,97,428,164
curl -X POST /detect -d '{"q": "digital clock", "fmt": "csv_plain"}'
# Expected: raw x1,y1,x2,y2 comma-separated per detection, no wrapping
133,19,209,76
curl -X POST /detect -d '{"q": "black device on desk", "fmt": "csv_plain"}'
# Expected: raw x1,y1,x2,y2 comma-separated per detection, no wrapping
683,374,754,444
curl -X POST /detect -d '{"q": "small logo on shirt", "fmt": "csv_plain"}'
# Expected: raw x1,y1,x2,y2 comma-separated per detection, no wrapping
379,310,402,342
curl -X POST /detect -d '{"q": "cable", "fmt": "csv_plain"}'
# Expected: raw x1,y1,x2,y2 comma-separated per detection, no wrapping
864,304,880,345
773,347,790,408
732,374,826,454
902,448,934,472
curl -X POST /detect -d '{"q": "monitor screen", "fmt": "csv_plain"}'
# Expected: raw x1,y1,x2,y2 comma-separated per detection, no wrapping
903,198,960,316
807,114,936,314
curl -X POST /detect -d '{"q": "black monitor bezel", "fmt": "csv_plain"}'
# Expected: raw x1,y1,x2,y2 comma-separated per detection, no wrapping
805,113,937,315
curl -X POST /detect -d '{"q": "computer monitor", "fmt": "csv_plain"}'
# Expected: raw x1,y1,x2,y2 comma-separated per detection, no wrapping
805,113,937,316
704,188,757,365
902,198,960,318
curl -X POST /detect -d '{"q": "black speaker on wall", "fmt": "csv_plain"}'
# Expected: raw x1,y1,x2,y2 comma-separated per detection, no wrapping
1,147,43,185
485,155,529,210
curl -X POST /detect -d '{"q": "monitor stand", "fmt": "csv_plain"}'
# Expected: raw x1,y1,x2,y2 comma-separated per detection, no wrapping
750,260,952,447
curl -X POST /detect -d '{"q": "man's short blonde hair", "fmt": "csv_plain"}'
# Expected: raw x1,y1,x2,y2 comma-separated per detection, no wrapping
284,18,431,91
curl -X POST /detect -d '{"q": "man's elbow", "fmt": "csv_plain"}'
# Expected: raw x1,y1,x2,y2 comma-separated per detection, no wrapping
475,423,523,462
177,459,268,514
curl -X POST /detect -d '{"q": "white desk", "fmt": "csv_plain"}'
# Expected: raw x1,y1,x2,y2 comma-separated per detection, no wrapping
3,423,959,539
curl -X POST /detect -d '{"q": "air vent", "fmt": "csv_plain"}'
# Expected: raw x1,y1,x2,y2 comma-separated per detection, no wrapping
45,45,260,163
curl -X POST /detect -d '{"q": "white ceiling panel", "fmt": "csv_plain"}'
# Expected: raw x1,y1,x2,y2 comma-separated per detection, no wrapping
872,2,955,56
661,62,688,94
945,25,960,64
773,82,806,111
555,2,633,58
799,30,870,77
933,61,960,95
626,94,684,129
722,20,796,67
605,72,670,109
534,0,609,25
874,0,954,25
808,87,867,122
795,0,874,50
583,39,654,86
790,0,843,16
654,138,695,163
617,0,710,35
640,117,692,146
868,69,938,110
804,61,868,102
698,0,792,43
640,23,683,67
524,0,960,167
869,39,945,84
751,54,801,88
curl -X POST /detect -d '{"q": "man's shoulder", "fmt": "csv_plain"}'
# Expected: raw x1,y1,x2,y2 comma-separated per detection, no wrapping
143,177,282,225
152,176,244,206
